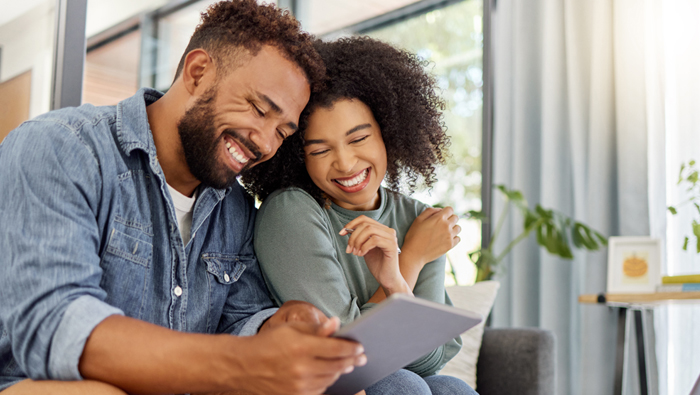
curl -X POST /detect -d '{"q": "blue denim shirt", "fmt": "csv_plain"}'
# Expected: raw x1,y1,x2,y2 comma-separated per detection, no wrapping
0,88,277,390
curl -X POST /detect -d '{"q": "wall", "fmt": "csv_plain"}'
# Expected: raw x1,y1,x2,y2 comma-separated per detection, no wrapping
0,0,55,119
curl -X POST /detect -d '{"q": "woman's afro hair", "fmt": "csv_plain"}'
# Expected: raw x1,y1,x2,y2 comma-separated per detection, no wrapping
241,36,449,204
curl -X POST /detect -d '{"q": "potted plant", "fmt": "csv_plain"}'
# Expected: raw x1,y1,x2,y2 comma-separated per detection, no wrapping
667,160,700,253
466,185,608,282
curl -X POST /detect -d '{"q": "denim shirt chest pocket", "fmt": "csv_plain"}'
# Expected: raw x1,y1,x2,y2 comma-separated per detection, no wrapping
99,216,154,319
202,253,250,331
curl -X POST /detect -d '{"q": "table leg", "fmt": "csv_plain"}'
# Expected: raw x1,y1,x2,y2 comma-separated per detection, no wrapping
614,307,627,395
634,309,649,395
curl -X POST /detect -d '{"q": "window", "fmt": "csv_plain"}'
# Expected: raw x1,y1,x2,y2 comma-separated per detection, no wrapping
83,30,141,106
153,0,222,91
0,0,57,141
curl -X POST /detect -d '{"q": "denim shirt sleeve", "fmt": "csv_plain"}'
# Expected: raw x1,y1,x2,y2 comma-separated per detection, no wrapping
0,120,124,381
216,193,277,336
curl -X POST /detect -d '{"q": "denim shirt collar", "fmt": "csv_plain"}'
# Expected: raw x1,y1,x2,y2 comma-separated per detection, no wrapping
116,88,230,201
116,87,162,160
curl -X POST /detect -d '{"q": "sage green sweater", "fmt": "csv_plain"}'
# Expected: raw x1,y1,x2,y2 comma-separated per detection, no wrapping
254,187,462,377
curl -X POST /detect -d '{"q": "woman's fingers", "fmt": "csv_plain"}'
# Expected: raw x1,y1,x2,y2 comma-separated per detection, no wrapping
347,223,397,256
416,206,441,221
340,215,374,235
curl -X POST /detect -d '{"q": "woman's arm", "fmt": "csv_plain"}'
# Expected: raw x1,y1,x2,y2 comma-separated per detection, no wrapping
362,206,461,304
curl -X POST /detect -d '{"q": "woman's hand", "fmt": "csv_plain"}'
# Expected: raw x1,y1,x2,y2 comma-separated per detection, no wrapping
401,207,461,268
340,216,410,296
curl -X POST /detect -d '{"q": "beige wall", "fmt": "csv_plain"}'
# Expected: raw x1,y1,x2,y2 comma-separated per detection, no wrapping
0,0,55,120
0,70,31,143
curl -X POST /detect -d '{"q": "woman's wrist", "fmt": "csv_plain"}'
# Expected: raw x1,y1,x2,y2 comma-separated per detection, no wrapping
398,246,427,269
381,278,412,296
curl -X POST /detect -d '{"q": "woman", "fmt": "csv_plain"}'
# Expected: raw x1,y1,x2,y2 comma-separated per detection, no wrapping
242,37,476,395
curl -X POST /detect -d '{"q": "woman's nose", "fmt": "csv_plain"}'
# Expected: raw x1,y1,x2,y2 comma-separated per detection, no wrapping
334,149,356,173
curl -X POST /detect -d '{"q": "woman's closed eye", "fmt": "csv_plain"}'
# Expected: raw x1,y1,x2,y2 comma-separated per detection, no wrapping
350,135,369,144
308,148,330,156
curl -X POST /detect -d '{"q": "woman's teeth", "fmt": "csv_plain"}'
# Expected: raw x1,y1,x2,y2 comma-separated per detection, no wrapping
336,169,369,187
226,142,249,164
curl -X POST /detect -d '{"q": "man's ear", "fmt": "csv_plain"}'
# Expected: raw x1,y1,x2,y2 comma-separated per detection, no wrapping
181,49,215,96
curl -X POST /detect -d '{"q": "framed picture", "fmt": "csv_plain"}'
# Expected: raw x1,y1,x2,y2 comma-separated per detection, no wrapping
607,237,662,294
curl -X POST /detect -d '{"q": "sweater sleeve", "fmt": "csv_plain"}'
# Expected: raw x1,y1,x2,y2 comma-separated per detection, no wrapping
403,254,463,376
399,199,462,376
254,189,364,323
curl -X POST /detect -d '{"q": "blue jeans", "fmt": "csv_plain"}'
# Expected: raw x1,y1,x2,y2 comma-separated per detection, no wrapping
365,369,478,394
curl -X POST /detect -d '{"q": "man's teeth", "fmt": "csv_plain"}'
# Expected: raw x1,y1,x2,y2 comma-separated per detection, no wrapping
336,169,369,187
226,142,249,164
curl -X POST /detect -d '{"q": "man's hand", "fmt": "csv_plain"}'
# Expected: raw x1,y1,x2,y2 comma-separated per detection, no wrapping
260,300,329,333
230,317,367,395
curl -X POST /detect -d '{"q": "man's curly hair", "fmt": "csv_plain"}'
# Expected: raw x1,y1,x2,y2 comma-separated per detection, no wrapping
241,36,449,204
172,0,324,91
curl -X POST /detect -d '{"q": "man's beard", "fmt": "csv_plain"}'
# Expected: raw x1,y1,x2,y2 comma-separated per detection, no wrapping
177,87,262,189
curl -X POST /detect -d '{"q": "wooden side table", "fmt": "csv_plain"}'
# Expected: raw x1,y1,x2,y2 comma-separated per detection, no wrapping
579,292,700,395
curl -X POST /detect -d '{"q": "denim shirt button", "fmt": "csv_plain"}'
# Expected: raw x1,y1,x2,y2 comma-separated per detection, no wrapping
174,286,183,297
224,273,230,282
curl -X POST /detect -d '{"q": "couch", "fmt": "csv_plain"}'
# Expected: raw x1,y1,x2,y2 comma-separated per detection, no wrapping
475,327,556,395
442,282,555,395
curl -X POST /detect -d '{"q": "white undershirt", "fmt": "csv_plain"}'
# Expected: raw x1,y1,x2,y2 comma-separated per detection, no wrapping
167,184,196,246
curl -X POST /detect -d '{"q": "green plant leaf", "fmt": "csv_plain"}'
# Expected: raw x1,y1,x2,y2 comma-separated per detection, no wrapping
679,163,686,184
688,171,699,184
690,160,696,166
468,249,481,264
668,206,678,215
593,230,608,246
683,237,689,251
465,210,488,221
693,220,700,253
695,203,700,215
573,223,597,250
523,209,540,229
495,184,528,209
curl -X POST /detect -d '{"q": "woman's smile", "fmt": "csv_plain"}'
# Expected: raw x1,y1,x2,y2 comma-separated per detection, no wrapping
303,99,387,211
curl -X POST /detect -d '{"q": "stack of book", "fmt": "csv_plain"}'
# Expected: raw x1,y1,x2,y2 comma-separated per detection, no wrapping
656,274,700,292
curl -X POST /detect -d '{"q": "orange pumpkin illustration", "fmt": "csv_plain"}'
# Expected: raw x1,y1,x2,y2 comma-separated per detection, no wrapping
623,255,648,277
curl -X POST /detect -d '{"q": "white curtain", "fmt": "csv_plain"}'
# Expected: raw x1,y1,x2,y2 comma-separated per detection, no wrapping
491,0,700,394
657,1,700,394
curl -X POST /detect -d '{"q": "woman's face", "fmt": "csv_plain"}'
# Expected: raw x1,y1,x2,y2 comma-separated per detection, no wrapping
303,99,387,211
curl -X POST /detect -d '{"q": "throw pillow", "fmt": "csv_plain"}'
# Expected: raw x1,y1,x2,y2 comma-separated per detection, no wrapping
440,281,500,389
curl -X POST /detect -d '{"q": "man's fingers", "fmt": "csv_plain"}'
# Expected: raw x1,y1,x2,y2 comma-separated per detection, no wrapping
316,317,340,337
307,336,365,360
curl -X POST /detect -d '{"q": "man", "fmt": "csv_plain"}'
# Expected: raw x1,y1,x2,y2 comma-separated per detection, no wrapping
0,1,365,394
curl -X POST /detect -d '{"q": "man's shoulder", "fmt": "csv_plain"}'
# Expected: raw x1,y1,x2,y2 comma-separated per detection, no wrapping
29,103,116,137
6,104,118,156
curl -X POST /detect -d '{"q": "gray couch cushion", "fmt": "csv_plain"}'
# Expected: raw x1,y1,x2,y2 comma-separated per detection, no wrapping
476,328,556,395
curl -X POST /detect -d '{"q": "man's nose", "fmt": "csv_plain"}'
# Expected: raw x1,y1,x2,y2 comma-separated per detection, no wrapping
249,126,275,157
